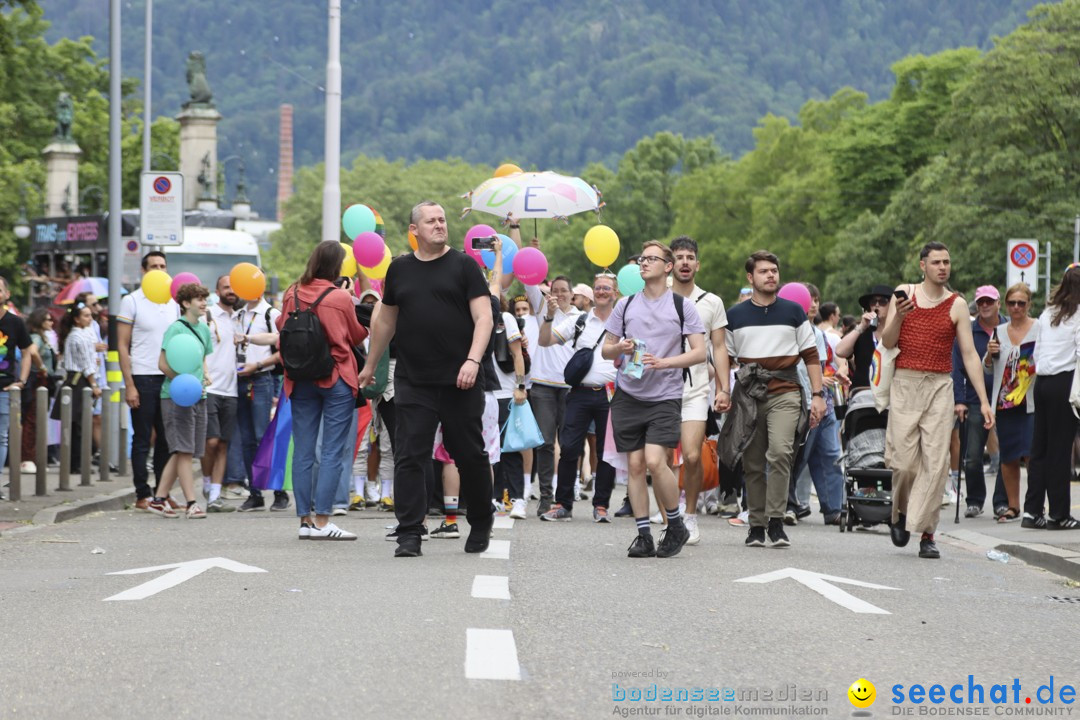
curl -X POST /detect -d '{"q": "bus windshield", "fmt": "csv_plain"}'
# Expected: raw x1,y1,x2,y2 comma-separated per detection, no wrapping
166,253,260,285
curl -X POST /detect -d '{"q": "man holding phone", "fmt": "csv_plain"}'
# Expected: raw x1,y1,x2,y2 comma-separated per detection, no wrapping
881,241,994,559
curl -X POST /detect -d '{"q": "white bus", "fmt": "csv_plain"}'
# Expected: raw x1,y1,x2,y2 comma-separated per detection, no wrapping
123,225,263,289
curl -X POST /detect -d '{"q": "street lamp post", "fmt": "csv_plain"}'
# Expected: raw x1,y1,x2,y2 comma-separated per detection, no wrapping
220,155,252,219
322,0,342,243
80,186,105,214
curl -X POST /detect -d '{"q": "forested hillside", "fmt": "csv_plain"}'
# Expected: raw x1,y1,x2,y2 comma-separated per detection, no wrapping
41,0,1038,217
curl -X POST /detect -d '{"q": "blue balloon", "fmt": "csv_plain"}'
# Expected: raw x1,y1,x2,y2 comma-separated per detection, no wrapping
170,373,203,408
481,234,518,274
616,263,645,296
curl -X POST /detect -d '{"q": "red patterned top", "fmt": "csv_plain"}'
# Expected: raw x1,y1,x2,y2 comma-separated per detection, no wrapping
895,289,958,373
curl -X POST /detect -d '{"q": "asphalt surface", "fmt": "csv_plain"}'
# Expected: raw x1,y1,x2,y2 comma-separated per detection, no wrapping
1,490,1078,720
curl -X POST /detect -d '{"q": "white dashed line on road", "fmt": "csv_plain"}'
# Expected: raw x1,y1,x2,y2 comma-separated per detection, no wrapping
471,574,511,600
465,628,521,680
480,539,511,559
492,516,515,530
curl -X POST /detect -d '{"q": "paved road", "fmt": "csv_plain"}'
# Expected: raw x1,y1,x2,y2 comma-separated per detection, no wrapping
1,494,1077,719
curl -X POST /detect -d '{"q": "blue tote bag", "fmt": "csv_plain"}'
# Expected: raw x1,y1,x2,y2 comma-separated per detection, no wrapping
501,400,545,453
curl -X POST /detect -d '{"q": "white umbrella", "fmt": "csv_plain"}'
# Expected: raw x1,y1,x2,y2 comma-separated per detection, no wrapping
463,171,603,224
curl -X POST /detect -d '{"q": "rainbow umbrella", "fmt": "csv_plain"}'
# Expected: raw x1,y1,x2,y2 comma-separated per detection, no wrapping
54,277,126,305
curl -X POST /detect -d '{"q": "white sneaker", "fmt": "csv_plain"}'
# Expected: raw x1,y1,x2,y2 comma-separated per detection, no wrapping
684,514,700,545
20,461,36,473
331,507,348,516
509,498,527,519
942,482,958,507
308,522,357,541
650,510,664,525
221,485,250,500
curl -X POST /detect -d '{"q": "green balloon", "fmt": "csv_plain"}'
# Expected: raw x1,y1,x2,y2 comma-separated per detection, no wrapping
166,334,203,375
616,263,645,295
341,204,376,240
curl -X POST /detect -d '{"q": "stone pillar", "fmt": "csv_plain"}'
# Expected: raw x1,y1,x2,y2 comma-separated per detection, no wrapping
177,106,222,211
42,141,82,216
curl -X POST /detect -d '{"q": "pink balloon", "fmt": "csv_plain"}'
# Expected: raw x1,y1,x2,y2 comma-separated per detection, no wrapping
512,247,548,286
352,231,386,268
777,282,812,313
170,272,201,300
463,224,497,265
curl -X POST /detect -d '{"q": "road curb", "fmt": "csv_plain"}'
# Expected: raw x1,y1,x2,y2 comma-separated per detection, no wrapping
942,528,1080,582
28,486,136,527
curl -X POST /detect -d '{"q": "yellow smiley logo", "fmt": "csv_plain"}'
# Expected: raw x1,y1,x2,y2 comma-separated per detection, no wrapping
848,678,876,708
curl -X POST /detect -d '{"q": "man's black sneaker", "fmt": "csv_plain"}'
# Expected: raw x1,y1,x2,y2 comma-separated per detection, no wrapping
918,534,940,559
464,524,492,553
766,518,790,548
656,523,690,558
745,526,766,547
270,493,290,512
627,534,656,558
890,513,911,547
794,505,812,520
394,534,422,558
1047,515,1080,530
536,500,552,517
1021,512,1047,529
613,496,633,518
238,495,265,512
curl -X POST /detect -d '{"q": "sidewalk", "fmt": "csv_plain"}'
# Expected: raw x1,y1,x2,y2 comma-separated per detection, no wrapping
0,466,135,535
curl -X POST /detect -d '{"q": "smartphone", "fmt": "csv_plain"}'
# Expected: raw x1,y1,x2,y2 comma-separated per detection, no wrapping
893,289,908,302
333,276,349,288
473,236,497,250
516,317,525,332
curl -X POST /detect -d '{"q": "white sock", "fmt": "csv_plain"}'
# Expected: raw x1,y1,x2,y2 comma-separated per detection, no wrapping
202,476,211,491
381,478,392,499
365,480,379,502
523,476,532,500
209,483,222,503
353,475,366,495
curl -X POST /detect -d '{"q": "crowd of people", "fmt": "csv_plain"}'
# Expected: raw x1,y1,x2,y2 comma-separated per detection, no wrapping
3,205,1079,560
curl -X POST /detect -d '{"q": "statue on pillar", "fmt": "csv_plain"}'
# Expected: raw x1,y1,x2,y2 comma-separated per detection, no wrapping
183,51,214,108
197,152,215,201
54,92,74,142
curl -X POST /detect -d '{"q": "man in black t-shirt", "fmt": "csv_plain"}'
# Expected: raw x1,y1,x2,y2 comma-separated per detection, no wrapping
0,276,32,499
360,201,495,557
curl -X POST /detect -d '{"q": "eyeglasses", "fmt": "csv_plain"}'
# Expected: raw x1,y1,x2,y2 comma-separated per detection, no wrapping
1006,300,1028,307
638,255,668,265
593,285,614,293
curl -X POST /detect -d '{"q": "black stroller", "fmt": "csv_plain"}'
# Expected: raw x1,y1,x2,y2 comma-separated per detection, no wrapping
838,389,893,532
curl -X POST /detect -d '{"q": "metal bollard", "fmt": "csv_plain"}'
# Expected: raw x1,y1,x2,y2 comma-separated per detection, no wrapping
7,386,20,502
80,386,92,487
99,386,111,484
117,384,128,476
35,385,47,497
58,387,72,491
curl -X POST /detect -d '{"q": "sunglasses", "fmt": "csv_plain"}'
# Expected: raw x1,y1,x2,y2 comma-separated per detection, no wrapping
1006,300,1028,307
975,298,997,306
868,298,889,308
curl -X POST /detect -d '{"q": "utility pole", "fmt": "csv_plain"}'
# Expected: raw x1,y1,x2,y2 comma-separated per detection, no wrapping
1073,214,1079,264
321,0,342,244
143,0,152,172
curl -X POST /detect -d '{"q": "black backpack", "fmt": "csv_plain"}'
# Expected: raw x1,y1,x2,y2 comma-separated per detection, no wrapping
279,285,335,381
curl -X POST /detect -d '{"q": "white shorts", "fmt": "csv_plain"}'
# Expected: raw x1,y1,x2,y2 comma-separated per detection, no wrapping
681,385,710,423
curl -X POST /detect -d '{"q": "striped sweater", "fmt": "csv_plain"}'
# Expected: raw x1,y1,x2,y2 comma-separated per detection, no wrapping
725,297,820,394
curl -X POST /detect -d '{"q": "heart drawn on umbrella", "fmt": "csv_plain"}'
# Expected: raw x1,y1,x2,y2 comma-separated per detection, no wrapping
549,183,579,203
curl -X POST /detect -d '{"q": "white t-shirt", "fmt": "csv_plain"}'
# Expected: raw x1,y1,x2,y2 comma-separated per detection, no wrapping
682,285,728,395
519,314,539,386
552,310,616,387
205,303,238,397
492,312,523,399
234,300,281,369
525,284,581,388
117,288,179,376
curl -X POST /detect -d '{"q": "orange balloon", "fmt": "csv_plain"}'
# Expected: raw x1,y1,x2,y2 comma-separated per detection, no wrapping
494,163,523,178
230,262,266,301
408,230,418,251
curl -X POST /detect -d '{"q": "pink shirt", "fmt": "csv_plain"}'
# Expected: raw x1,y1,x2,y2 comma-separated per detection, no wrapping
276,280,367,397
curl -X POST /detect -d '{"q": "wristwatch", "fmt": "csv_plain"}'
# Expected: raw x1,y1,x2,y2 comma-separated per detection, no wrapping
517,384,526,390
811,390,825,398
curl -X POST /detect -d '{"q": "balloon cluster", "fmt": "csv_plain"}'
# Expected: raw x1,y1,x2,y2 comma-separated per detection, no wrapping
342,204,391,280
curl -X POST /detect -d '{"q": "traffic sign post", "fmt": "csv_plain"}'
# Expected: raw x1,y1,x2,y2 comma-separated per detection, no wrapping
1007,239,1038,293
139,171,184,247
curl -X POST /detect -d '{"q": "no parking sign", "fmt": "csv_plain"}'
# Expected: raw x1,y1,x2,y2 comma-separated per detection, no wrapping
1006,239,1038,293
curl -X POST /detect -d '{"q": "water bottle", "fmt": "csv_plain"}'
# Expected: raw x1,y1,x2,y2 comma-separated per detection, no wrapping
986,549,1009,563
990,328,1000,359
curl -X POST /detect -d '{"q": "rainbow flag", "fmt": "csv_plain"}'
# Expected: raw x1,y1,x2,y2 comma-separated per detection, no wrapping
251,392,293,491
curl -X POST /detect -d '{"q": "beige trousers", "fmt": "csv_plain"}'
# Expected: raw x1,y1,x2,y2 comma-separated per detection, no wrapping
743,391,802,527
885,369,954,534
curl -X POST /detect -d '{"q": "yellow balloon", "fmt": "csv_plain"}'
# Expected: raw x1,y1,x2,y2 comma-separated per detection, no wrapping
361,246,392,280
141,269,173,304
494,163,523,178
339,242,357,277
583,225,620,267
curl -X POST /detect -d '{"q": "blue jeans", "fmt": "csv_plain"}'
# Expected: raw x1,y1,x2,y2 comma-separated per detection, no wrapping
312,406,357,509
289,378,355,518
0,389,9,474
963,403,1006,509
227,373,281,496
790,409,844,517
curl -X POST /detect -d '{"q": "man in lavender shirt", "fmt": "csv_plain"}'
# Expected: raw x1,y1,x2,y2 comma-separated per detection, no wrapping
603,241,706,559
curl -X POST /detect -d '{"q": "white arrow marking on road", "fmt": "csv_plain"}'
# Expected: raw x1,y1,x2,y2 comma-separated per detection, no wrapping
735,567,899,615
104,557,268,601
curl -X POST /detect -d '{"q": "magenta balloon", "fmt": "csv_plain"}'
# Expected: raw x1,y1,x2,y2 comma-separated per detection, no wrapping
512,247,548,286
352,231,386,268
777,282,812,313
170,272,201,300
463,224,497,264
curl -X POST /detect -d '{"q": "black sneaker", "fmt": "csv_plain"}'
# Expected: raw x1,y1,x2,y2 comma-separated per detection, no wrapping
890,513,911,547
536,500,552,517
395,534,422,557
238,495,265,512
1021,512,1047,529
766,518,790,548
656,523,690,558
1047,515,1080,530
270,493,290,512
918,534,940,559
627,534,656,558
794,505,812,520
745,526,766,547
613,496,633,518
464,523,493,553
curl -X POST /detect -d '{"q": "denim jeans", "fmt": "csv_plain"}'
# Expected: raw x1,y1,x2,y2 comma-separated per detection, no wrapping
788,409,844,517
310,405,357,509
129,375,170,499
228,373,283,497
0,389,9,474
963,402,1005,509
529,384,568,503
554,386,615,511
289,378,355,518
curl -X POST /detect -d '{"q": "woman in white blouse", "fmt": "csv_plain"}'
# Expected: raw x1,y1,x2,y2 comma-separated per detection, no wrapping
1023,266,1080,530
982,283,1038,523
58,302,102,473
